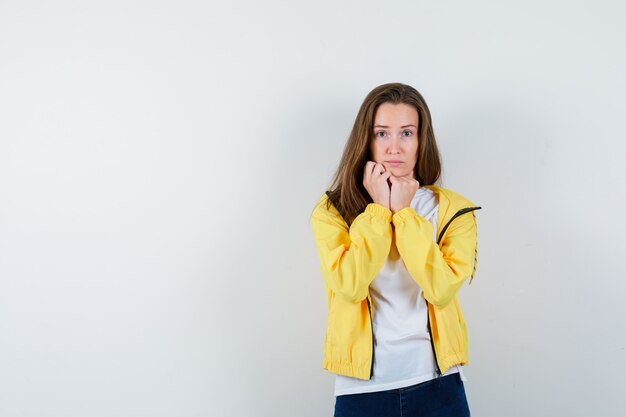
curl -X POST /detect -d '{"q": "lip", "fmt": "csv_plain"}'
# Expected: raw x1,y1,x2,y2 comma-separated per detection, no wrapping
386,161,403,166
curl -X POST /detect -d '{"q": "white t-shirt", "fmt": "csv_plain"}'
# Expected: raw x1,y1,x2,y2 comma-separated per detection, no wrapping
334,187,466,396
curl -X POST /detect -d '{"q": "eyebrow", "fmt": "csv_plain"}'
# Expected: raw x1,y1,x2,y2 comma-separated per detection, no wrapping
374,124,417,129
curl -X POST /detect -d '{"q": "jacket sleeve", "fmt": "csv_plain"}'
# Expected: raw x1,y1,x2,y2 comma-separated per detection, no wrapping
310,196,393,303
392,207,478,307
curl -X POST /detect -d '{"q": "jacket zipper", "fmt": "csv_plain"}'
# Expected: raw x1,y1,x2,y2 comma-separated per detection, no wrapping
427,205,482,376
366,296,374,379
425,302,440,375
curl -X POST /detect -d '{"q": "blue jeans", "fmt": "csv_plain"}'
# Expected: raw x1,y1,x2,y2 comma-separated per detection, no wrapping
333,373,470,417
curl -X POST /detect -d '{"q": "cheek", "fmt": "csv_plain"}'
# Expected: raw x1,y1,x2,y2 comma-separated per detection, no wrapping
403,142,418,156
412,142,419,159
370,144,382,160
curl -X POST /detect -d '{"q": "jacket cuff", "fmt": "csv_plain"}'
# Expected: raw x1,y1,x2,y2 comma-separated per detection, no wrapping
391,206,418,226
365,203,392,223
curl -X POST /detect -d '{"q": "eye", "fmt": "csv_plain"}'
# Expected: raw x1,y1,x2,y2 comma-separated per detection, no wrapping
402,130,414,137
375,131,387,138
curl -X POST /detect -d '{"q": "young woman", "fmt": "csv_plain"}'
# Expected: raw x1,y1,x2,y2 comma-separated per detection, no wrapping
310,83,482,417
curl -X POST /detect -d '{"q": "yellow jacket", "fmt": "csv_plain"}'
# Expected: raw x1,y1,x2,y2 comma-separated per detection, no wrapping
310,185,481,380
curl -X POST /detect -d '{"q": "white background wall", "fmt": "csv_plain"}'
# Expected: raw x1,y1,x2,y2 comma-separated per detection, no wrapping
1,1,625,416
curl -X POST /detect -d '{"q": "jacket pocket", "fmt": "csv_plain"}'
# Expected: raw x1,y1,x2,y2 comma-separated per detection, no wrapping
326,293,370,348
432,298,466,356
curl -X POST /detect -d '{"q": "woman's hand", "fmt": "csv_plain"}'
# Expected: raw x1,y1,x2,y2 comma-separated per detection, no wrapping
363,161,391,209
389,175,420,214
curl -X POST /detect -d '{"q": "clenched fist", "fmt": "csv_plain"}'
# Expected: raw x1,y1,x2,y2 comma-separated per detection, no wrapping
363,161,392,209
389,175,420,214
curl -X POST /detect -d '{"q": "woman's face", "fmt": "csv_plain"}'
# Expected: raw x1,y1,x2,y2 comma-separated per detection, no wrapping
369,102,419,179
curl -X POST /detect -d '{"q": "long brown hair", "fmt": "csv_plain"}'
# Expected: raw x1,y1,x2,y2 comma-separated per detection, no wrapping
324,82,442,226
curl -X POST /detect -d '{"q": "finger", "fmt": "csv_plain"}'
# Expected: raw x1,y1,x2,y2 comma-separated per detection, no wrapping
370,161,382,176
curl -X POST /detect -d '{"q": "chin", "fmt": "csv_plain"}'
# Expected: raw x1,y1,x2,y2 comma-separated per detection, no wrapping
389,168,409,177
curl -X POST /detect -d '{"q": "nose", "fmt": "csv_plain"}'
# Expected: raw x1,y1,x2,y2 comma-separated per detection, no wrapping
388,135,401,154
